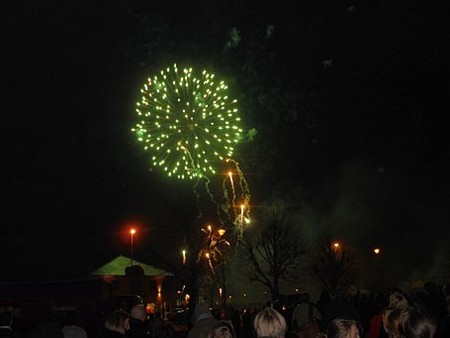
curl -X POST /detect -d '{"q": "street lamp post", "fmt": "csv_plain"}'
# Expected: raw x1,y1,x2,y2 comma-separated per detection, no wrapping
216,228,227,311
182,249,186,266
332,241,342,260
130,228,136,266
333,242,340,250
372,247,383,289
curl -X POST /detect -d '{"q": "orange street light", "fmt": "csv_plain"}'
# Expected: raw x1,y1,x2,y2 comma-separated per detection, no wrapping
332,242,341,258
373,248,381,255
182,249,186,265
130,228,136,265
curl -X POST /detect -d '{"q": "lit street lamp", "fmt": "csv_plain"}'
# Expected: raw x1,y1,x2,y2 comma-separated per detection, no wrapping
332,242,341,254
182,249,186,266
332,241,342,259
372,247,383,288
130,228,136,266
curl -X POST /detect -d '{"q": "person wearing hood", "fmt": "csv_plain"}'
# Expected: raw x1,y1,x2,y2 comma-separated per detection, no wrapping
187,303,218,338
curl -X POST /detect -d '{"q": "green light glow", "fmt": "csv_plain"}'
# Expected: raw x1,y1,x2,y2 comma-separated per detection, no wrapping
132,64,242,179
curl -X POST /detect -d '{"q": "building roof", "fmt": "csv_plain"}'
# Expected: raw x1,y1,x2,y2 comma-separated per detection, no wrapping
91,255,174,277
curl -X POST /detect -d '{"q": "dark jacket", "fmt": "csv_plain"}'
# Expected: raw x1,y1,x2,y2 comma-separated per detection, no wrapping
0,327,19,338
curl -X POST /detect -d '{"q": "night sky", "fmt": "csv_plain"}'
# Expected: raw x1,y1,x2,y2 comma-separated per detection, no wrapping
2,0,449,289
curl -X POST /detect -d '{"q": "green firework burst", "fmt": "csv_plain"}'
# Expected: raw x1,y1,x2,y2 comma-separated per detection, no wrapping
132,64,243,179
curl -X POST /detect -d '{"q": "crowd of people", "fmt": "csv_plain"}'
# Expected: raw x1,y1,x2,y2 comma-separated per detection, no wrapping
97,281,449,338
1,281,449,338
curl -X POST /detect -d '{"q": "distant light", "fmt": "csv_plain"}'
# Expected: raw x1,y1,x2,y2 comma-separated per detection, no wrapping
374,248,381,255
182,250,186,265
333,242,340,249
130,228,136,235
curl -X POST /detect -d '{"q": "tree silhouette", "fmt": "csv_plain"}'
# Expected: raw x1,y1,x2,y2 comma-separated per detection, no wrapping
241,202,307,300
310,234,358,297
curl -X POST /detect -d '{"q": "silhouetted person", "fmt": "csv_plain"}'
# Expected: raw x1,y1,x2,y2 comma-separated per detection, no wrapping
0,311,19,338
187,303,218,338
322,289,361,331
253,307,286,338
229,309,241,338
327,318,362,338
292,293,322,338
60,311,88,338
103,310,130,337
148,312,163,338
208,321,236,338
367,293,389,338
418,282,447,337
27,307,63,338
128,305,149,337
398,307,437,338
241,308,254,338
382,290,410,338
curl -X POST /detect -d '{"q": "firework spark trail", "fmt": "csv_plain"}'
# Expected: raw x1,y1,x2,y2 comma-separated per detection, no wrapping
234,161,250,206
227,171,237,216
221,175,233,222
183,141,237,230
220,169,237,219
227,159,251,225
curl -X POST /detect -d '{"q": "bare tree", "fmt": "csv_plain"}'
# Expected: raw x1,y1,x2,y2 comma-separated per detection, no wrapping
241,202,307,300
310,234,358,297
